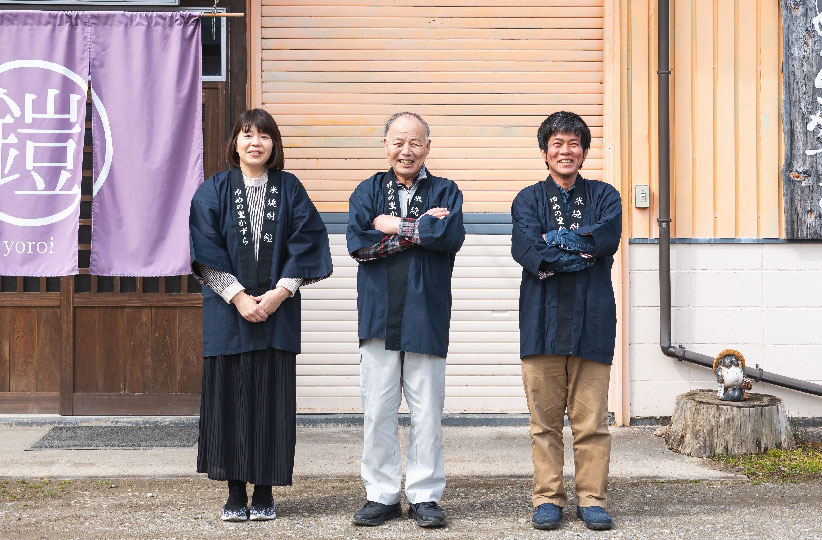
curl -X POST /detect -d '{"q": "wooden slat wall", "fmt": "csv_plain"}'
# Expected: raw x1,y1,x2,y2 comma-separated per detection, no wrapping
625,0,784,239
0,308,61,394
261,0,605,213
299,235,526,413
72,307,202,395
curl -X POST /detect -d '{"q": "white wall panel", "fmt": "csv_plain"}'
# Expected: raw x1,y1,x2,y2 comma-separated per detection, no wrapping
629,243,822,418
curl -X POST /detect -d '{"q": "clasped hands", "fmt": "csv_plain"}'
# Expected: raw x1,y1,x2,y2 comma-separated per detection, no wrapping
372,207,449,234
231,287,290,323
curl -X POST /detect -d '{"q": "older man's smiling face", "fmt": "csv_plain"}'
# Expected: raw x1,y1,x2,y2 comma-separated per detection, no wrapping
384,115,430,185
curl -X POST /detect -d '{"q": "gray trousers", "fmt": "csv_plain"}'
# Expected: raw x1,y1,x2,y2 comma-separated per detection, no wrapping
359,338,446,505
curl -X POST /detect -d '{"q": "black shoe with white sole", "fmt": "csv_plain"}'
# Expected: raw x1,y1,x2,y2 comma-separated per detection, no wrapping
249,503,277,521
220,503,248,522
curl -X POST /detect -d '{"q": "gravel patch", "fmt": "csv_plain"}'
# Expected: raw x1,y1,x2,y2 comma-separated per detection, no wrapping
1,476,820,540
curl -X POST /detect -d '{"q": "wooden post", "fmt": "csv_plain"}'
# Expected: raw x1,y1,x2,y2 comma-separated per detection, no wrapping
59,276,74,415
664,390,795,457
781,0,822,239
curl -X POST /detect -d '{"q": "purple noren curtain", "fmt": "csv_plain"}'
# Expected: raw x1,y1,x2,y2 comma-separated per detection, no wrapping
0,11,88,276
89,11,203,276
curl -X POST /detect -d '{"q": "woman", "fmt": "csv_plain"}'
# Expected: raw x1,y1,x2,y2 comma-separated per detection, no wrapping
190,108,332,521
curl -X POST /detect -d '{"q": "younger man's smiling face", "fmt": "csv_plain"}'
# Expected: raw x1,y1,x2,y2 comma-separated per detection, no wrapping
541,131,588,182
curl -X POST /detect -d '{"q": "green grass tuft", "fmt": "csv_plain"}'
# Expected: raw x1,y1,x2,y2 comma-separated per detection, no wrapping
711,443,822,483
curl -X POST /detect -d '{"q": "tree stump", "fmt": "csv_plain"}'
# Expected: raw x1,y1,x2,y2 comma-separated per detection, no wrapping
664,389,795,457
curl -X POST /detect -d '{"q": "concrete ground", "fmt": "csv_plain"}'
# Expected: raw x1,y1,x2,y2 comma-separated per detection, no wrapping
0,418,820,540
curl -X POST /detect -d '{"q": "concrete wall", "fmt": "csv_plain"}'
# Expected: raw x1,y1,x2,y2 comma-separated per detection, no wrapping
629,243,822,418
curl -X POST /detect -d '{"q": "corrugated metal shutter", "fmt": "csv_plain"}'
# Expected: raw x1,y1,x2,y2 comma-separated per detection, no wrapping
262,0,605,213
299,235,525,413
261,0,605,412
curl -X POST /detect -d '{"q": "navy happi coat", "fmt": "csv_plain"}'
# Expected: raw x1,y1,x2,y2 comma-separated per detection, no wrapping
347,171,465,359
189,170,332,357
511,176,622,364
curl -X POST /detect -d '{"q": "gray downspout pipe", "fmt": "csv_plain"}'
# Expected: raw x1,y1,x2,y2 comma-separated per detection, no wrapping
656,0,822,396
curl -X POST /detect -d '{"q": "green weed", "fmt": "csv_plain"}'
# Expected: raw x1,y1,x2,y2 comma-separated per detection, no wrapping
711,443,822,483
1,478,73,500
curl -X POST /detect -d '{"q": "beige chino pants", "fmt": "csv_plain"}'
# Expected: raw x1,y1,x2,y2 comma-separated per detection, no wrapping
521,354,611,508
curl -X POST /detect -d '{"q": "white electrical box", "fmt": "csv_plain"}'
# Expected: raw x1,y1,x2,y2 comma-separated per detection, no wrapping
635,184,650,208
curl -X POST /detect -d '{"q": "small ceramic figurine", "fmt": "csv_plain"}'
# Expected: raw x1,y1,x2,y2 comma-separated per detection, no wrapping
713,349,753,402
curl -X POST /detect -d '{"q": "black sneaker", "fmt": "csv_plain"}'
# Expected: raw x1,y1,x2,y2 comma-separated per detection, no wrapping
408,501,446,528
249,503,276,521
351,501,402,526
220,503,248,522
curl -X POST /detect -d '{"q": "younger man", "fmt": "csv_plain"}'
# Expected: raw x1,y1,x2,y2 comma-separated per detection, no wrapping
511,111,622,531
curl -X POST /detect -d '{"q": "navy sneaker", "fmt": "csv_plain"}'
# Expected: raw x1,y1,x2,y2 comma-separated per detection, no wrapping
352,501,402,526
532,502,563,530
576,505,613,530
408,501,446,528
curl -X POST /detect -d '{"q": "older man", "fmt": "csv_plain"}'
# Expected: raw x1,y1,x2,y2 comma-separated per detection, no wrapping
347,112,464,528
511,111,622,531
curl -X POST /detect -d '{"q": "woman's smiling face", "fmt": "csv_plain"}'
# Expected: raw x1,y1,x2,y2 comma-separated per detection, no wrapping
236,124,273,172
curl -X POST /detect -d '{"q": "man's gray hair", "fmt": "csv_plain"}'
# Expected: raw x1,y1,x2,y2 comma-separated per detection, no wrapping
384,112,430,142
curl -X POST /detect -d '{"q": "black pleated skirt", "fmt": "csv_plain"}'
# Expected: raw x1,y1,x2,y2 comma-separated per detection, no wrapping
197,347,296,486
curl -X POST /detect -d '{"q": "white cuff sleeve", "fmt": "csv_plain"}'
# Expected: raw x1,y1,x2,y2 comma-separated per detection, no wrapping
276,277,303,297
220,281,245,304
193,262,246,303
